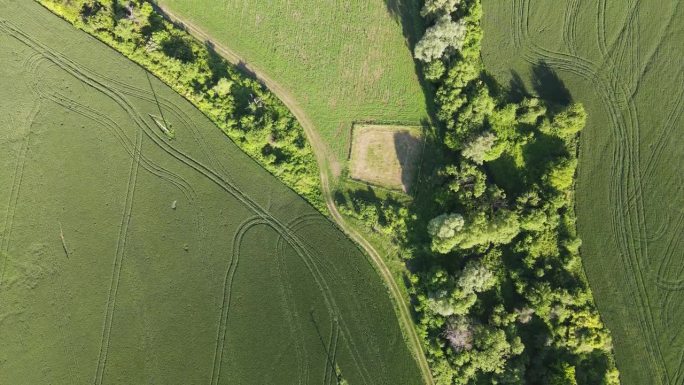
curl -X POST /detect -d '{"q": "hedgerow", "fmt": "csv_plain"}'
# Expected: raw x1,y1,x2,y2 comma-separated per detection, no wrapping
407,1,620,383
40,0,324,212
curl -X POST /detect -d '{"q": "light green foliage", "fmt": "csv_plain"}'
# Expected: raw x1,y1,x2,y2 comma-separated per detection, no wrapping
548,104,586,138
414,15,467,63
545,158,578,191
42,0,325,211
428,213,465,243
211,78,233,97
549,363,579,385
1,2,424,384
516,98,547,125
420,261,495,318
425,60,447,81
457,260,496,293
429,209,520,252
417,268,474,318
482,1,684,382
421,0,461,17
462,131,498,164
410,0,619,383
335,365,350,385
441,162,487,202
467,326,523,375
443,85,496,149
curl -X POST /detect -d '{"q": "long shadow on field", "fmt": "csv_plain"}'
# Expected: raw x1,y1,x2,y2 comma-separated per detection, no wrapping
393,131,423,193
508,63,573,108
383,0,439,128
507,71,530,103
309,310,338,383
531,61,573,107
382,1,456,327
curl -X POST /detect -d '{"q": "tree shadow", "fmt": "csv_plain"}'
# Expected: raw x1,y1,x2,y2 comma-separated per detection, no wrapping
150,2,262,86
481,71,503,98
309,310,339,383
507,62,573,108
531,61,573,107
522,132,568,181
393,130,424,193
203,41,228,82
148,1,186,31
160,34,195,62
382,0,439,125
507,71,530,103
383,0,424,48
488,153,526,195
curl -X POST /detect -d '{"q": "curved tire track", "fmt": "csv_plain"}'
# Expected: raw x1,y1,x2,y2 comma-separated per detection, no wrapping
153,5,435,385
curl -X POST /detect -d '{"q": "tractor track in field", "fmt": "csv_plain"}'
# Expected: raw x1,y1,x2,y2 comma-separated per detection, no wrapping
508,0,684,383
153,4,435,385
6,14,372,382
0,104,38,290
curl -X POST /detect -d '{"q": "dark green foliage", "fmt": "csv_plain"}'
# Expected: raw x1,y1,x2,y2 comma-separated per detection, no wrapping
160,33,195,63
332,2,618,382
408,0,620,384
335,186,410,242
42,0,324,211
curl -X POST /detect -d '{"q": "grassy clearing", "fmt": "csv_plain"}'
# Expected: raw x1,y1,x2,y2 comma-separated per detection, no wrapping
482,1,684,384
0,2,424,384
154,0,430,176
349,124,424,192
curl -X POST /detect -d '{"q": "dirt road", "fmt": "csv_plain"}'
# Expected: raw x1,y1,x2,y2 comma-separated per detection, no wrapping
155,5,434,384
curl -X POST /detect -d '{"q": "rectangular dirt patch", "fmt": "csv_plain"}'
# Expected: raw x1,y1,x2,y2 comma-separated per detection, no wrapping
349,124,424,192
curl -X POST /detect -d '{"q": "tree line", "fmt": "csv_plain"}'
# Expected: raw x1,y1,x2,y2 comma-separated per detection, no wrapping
44,1,620,383
407,0,620,383
336,0,620,383
41,0,324,211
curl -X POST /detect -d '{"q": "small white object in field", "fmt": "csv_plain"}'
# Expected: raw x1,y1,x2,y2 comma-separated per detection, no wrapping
171,200,177,210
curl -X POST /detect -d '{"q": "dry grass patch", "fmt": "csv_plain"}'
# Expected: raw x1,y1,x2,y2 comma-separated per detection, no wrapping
349,124,424,192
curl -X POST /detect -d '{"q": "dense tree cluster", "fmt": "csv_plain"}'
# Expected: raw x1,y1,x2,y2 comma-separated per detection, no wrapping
44,1,621,383
411,1,620,384
41,0,324,211
334,188,411,243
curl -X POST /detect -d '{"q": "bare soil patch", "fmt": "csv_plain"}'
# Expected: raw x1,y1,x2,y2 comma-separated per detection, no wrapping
349,124,423,192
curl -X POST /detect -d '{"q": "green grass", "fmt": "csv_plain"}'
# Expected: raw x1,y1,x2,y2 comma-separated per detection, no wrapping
155,0,430,176
481,1,684,384
0,2,424,384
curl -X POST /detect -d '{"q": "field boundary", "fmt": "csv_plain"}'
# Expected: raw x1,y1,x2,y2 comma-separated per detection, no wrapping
491,0,682,383
347,123,425,193
151,4,435,384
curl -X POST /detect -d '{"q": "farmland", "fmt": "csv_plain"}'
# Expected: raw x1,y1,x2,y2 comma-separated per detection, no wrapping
154,0,430,178
481,1,684,384
0,2,424,384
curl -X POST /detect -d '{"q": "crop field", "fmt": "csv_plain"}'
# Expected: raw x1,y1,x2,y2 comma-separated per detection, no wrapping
0,2,424,384
154,0,429,177
481,1,684,384
349,124,423,192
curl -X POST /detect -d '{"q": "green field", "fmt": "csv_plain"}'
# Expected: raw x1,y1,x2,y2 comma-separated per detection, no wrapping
154,0,430,176
481,1,684,384
0,2,424,384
